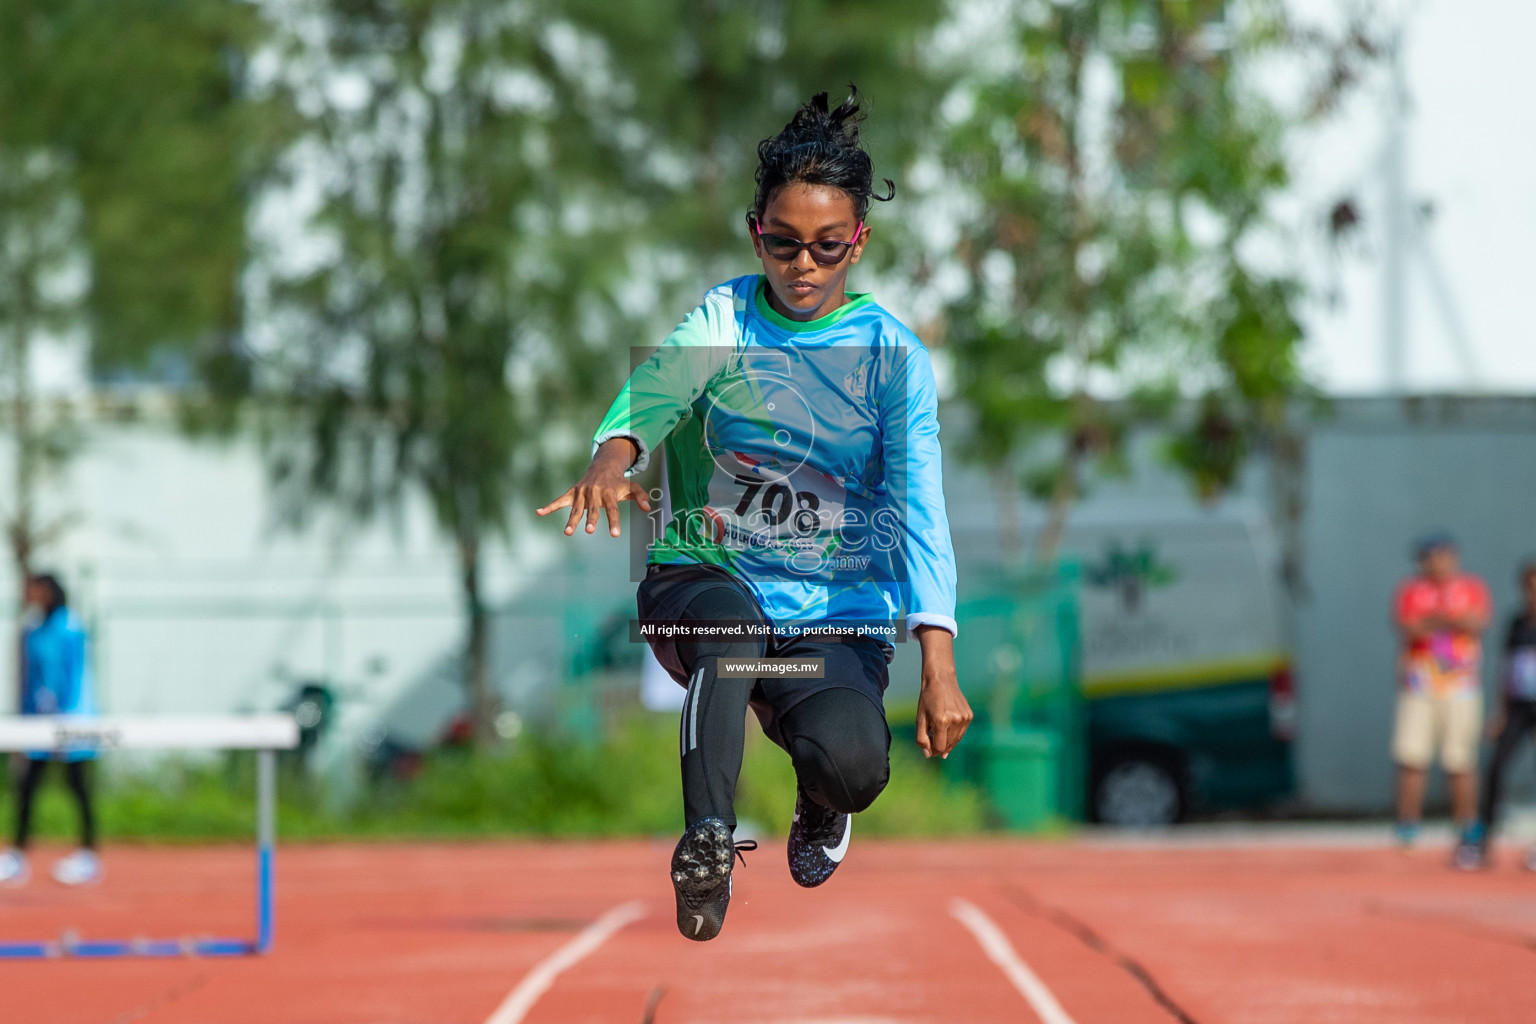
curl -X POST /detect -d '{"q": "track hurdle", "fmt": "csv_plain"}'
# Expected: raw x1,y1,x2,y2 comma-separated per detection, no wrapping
0,714,299,959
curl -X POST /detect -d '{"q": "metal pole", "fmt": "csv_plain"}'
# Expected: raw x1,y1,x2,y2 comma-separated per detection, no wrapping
255,748,276,953
1381,50,1409,395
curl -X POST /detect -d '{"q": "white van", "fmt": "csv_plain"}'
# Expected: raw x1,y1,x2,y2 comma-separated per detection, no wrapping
1060,503,1295,825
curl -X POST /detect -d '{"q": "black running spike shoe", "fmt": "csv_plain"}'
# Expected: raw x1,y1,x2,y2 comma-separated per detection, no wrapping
670,817,757,941
787,786,851,888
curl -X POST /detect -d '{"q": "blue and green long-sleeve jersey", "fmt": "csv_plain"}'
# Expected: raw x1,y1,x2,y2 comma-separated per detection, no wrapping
593,275,958,637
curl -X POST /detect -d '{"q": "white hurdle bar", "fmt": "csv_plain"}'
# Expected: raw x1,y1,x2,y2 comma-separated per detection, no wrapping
0,715,300,959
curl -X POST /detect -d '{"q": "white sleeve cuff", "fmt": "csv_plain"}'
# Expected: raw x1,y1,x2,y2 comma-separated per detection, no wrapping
592,431,650,475
907,613,957,638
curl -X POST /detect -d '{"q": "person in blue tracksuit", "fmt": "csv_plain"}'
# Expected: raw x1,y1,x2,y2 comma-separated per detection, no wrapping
0,573,101,886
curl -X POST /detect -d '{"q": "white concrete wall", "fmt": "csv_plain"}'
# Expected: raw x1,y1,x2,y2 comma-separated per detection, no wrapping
0,417,588,761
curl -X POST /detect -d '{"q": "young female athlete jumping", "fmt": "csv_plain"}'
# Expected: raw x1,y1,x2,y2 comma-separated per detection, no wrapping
538,87,970,941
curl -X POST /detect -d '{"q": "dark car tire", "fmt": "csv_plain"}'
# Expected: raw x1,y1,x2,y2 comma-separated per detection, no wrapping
1093,752,1187,827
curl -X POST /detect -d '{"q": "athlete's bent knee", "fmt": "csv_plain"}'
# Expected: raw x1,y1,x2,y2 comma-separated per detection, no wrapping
790,735,889,814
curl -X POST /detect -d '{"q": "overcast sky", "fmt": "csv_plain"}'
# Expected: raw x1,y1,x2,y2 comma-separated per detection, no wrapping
1291,0,1536,394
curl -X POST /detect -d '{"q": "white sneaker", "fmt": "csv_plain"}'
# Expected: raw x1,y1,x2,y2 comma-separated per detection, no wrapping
0,848,30,886
52,849,101,886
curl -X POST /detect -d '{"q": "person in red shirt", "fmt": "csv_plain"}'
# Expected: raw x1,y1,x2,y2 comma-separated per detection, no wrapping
1392,533,1491,853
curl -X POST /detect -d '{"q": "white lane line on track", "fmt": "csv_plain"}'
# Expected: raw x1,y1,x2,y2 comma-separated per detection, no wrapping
950,898,1078,1024
483,900,646,1024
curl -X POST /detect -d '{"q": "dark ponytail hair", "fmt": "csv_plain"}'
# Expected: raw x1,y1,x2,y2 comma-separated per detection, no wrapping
28,572,68,615
752,85,895,222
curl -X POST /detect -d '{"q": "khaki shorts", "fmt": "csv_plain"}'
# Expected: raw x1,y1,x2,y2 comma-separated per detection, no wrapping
1393,691,1482,773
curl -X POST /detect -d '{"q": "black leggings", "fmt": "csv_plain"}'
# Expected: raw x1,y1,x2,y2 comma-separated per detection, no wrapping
13,759,97,851
638,564,892,830
1480,700,1536,837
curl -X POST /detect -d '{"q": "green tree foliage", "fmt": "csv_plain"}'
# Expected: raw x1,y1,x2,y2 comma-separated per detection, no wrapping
563,0,949,305
256,0,634,744
28,713,989,839
940,0,1378,554
253,0,952,744
0,0,286,586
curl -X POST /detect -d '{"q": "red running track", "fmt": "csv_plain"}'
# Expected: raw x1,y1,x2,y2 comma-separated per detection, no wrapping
3,837,1536,1023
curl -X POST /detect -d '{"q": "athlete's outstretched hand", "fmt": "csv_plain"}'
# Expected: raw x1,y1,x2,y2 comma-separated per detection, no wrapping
914,625,971,759
537,437,652,537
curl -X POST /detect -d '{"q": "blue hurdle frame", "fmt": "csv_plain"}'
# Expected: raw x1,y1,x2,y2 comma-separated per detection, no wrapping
0,748,280,959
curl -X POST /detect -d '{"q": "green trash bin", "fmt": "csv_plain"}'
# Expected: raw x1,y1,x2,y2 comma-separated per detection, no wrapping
946,560,1082,830
975,727,1059,831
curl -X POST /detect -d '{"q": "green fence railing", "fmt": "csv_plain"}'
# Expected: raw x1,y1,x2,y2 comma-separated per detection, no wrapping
940,560,1083,830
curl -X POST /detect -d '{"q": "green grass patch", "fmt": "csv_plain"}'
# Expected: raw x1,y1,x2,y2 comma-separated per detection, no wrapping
11,714,990,842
